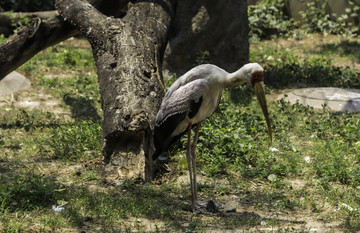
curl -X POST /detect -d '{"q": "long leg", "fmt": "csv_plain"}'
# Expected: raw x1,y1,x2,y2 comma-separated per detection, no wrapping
191,122,201,204
186,123,196,211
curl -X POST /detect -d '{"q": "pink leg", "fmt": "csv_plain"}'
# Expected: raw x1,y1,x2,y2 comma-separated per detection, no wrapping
186,123,196,211
191,122,201,203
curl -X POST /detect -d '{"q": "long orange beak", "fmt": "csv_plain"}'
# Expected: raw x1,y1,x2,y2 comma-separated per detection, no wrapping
254,81,272,142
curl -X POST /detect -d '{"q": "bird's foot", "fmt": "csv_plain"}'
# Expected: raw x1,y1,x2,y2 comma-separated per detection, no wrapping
192,200,221,213
205,200,220,212
191,201,206,213
196,202,207,209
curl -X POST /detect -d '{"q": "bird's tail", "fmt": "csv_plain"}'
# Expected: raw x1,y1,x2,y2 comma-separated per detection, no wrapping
152,134,166,160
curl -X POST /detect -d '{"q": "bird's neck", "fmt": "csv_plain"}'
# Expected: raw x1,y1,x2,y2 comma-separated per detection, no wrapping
225,67,247,88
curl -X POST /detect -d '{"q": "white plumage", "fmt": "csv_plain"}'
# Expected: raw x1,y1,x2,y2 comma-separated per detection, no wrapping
153,63,272,212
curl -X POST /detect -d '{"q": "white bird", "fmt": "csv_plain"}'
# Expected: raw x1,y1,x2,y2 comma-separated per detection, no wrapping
153,63,272,212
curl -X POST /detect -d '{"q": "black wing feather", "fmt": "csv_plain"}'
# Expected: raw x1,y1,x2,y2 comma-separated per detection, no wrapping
188,96,203,119
153,112,187,160
153,96,204,160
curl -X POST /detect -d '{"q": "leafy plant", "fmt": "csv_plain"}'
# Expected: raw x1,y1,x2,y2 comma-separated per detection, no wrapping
0,34,5,44
249,0,360,41
5,11,34,34
300,0,360,36
2,29,360,231
195,50,211,65
248,0,296,41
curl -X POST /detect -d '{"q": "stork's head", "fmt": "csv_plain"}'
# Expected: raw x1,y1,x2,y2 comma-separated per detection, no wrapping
243,63,272,142
241,63,264,82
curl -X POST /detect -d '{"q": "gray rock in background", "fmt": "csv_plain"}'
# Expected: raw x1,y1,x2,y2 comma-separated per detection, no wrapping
0,71,31,96
277,87,360,113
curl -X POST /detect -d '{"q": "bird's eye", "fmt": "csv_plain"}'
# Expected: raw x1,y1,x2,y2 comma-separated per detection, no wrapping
250,72,264,86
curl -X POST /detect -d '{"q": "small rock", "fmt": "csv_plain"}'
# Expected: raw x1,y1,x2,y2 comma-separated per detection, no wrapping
225,207,236,213
112,179,123,186
0,71,31,96
206,200,219,212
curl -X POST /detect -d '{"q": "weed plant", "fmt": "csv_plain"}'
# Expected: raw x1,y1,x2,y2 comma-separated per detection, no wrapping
300,0,360,36
248,0,296,41
249,0,360,40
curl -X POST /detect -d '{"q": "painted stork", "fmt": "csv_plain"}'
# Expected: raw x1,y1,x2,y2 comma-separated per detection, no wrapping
153,63,272,212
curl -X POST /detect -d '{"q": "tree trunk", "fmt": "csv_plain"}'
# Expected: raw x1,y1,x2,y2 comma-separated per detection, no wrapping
163,0,249,74
56,0,175,181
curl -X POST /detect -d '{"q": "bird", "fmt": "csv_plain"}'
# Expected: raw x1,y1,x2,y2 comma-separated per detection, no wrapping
153,63,272,212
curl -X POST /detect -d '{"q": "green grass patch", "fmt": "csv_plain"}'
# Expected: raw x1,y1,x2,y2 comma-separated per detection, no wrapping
48,120,102,160
19,43,96,77
0,173,66,212
316,40,360,63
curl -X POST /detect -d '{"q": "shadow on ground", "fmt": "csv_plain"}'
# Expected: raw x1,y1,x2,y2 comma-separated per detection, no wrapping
316,40,360,62
63,94,101,121
59,180,310,232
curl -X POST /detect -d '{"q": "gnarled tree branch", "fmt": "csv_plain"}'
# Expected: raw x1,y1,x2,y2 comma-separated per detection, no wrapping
0,0,130,80
0,16,78,80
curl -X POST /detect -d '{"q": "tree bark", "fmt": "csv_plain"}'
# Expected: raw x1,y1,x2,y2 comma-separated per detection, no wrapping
0,0,129,80
0,16,78,80
56,0,175,181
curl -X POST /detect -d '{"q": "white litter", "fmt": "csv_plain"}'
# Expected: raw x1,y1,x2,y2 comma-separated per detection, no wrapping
52,205,65,213
269,147,279,152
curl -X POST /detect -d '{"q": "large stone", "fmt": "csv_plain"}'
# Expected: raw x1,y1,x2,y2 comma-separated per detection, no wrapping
163,0,249,74
0,71,31,96
277,87,360,113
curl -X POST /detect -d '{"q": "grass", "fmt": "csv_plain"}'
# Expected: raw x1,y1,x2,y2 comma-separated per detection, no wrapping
316,40,360,63
0,34,360,232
